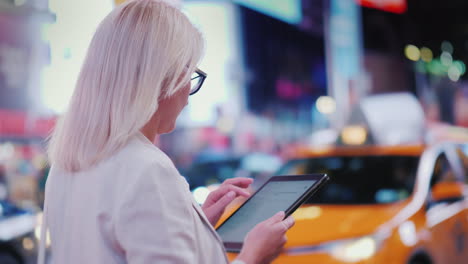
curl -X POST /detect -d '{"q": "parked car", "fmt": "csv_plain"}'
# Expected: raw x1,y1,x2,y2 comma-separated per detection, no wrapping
0,200,39,264
226,143,468,264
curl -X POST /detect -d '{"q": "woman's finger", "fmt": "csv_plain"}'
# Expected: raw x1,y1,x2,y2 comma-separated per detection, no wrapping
266,211,285,225
208,191,237,214
274,215,295,232
222,177,253,188
206,184,250,203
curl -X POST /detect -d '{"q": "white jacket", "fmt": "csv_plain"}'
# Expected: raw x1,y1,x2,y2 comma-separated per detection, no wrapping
42,133,229,264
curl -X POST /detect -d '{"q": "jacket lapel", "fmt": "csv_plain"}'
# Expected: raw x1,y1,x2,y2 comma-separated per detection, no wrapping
191,199,230,263
178,175,224,244
178,175,228,260
190,199,225,245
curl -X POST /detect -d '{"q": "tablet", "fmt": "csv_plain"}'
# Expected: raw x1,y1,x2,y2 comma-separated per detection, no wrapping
216,174,329,252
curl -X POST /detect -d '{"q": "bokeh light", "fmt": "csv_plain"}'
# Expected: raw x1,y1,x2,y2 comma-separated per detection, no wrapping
341,126,367,145
440,51,453,66
441,41,454,54
404,45,420,61
448,66,461,82
316,96,336,114
420,47,433,62
192,186,211,204
453,60,466,75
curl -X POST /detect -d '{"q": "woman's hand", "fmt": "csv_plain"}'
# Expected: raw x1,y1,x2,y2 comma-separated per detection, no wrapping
236,211,295,264
202,177,253,226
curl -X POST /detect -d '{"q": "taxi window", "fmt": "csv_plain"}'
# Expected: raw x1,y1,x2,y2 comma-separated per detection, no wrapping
430,153,457,187
278,156,419,205
456,146,468,182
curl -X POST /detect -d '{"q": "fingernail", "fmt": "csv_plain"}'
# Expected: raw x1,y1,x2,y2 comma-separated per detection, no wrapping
227,191,235,198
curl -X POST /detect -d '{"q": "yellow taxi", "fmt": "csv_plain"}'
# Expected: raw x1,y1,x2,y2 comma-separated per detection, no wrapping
226,143,468,264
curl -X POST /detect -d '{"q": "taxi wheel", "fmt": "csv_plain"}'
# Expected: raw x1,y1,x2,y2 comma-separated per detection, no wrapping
408,254,432,264
410,261,429,264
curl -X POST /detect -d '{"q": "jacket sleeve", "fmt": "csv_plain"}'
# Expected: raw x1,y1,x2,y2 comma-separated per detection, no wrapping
114,161,197,263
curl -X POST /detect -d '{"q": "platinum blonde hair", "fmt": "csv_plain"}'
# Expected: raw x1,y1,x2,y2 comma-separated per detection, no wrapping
48,0,204,172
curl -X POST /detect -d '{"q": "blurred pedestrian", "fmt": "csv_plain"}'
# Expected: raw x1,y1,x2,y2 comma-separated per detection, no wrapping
39,1,294,264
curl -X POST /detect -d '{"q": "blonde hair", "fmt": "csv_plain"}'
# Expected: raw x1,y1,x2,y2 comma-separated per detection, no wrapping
48,0,204,172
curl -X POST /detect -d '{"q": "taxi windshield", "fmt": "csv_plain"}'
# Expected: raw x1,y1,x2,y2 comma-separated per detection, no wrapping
277,156,419,205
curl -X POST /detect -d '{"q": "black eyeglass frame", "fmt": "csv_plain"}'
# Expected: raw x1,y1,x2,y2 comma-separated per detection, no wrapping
190,69,207,95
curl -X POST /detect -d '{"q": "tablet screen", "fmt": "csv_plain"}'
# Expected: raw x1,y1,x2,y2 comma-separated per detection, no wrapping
217,179,317,244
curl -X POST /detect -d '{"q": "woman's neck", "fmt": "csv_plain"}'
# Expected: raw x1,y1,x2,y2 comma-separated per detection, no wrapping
140,115,161,143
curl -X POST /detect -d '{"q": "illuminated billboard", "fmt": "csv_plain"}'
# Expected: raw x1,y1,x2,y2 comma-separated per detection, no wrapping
357,0,407,14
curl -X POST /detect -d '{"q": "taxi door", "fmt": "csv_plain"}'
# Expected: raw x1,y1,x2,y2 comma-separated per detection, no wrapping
455,145,468,262
426,149,467,264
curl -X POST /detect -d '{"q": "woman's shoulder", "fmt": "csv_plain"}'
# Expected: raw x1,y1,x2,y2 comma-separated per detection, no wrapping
111,136,190,204
112,134,178,176
47,134,184,188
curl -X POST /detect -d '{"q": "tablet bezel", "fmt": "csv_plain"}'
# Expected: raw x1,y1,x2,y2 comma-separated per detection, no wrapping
217,174,329,252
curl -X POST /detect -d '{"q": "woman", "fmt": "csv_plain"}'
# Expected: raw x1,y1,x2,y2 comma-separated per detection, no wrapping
39,0,294,263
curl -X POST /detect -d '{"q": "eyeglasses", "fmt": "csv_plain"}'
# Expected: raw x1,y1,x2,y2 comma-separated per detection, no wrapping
190,69,207,95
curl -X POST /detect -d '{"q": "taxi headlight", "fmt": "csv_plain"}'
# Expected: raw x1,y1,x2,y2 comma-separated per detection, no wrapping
325,234,386,263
